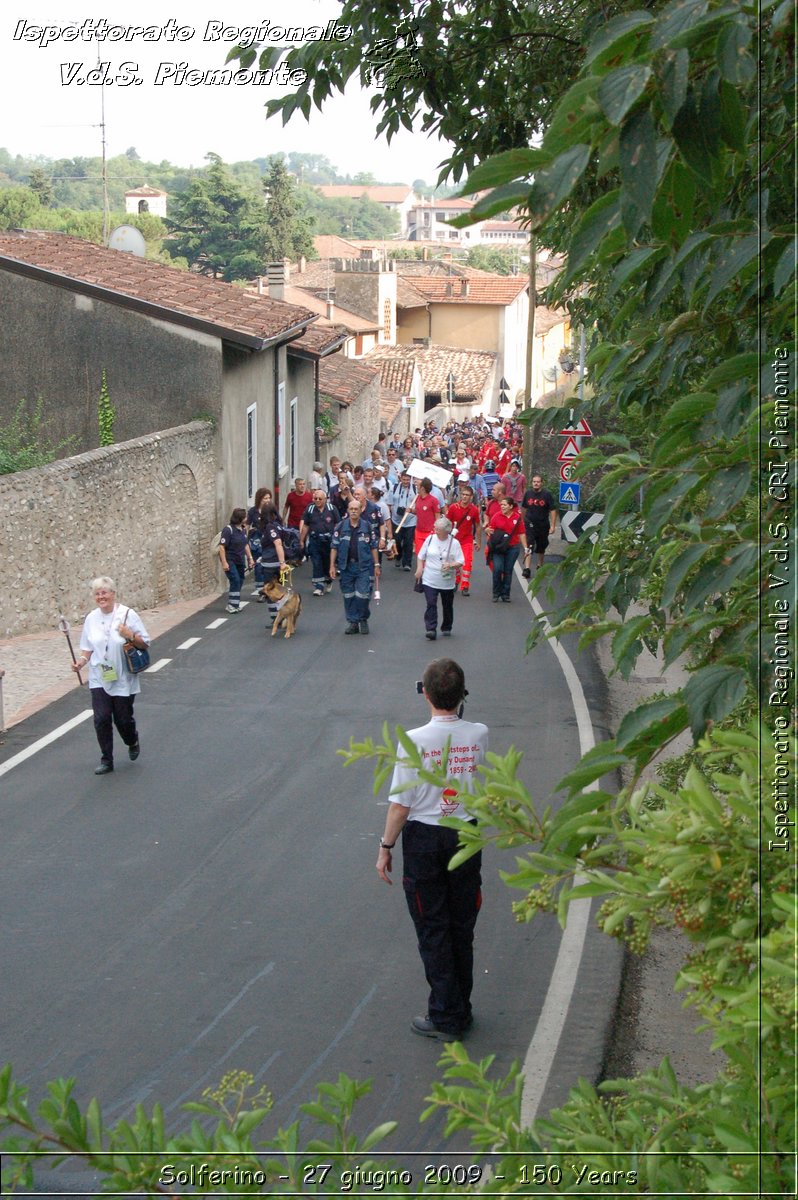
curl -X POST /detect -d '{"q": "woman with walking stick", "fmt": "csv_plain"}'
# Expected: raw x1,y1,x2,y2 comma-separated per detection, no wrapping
71,577,149,776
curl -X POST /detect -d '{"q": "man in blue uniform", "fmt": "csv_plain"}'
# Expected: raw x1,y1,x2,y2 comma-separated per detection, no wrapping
329,499,381,635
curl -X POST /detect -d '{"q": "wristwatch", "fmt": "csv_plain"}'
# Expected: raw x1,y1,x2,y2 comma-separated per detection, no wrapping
380,839,395,850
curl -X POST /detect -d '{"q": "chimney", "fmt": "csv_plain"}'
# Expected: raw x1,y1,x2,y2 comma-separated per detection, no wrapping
299,255,306,273
266,259,289,300
460,279,469,297
445,281,453,297
326,301,335,321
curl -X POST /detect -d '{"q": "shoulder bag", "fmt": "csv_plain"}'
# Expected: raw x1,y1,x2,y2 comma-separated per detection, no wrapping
121,608,150,674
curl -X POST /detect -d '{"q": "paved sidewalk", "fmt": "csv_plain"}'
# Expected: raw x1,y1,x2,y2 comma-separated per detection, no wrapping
0,590,223,732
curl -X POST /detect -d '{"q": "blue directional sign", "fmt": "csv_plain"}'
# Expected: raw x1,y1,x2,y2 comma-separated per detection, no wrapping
560,481,581,505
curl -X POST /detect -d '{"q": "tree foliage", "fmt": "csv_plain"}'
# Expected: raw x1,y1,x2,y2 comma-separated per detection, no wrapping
163,153,268,281
261,156,315,262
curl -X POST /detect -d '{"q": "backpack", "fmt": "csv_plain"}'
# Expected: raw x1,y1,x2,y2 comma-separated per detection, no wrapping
210,525,231,561
278,525,303,563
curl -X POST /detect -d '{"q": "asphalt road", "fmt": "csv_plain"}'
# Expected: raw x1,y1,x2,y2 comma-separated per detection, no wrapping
0,552,620,1190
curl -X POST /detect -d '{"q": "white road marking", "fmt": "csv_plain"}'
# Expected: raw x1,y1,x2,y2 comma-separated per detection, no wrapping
517,563,596,1124
205,619,227,629
0,710,93,779
176,638,201,650
145,658,171,673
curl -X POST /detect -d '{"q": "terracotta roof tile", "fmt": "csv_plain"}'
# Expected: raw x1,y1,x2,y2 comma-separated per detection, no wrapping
290,324,349,358
0,230,316,348
315,185,414,203
380,385,405,425
364,344,496,402
407,276,527,305
313,234,362,259
533,306,569,337
365,354,417,394
250,281,379,333
319,356,380,407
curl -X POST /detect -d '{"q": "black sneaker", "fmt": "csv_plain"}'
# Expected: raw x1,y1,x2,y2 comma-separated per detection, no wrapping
359,620,369,635
411,1015,461,1042
94,762,114,775
128,741,140,761
425,630,437,640
345,622,360,634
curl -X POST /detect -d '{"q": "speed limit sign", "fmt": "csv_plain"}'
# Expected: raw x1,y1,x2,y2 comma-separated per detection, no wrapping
560,462,574,481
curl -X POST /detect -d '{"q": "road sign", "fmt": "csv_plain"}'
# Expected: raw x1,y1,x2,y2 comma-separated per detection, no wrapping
556,436,581,462
559,462,574,481
561,511,604,543
559,482,581,505
559,417,593,437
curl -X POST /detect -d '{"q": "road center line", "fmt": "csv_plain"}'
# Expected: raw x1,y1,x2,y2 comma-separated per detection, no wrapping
205,618,227,629
176,638,201,650
517,564,596,1124
0,710,93,780
146,658,171,673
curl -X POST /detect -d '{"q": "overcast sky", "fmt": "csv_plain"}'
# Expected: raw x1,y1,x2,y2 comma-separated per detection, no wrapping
3,2,452,184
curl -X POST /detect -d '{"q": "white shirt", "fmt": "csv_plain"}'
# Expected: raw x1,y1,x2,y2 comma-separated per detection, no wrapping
80,604,150,696
418,534,465,589
389,715,489,825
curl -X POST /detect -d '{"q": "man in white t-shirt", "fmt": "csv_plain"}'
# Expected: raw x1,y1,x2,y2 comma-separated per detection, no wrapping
376,659,488,1040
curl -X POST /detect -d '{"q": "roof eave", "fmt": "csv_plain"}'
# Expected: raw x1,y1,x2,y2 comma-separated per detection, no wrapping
288,330,349,361
0,255,316,351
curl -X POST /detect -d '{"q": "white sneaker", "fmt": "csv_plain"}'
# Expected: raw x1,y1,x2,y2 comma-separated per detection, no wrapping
313,588,324,597
226,605,240,614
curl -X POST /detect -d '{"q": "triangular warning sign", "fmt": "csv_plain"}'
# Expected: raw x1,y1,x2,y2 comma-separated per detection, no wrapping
557,436,581,462
559,417,593,437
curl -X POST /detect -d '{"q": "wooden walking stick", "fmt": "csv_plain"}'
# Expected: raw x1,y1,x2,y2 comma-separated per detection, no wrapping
58,614,84,685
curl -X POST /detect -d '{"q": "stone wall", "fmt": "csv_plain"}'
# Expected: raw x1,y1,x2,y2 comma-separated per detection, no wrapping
0,422,219,638
322,377,382,469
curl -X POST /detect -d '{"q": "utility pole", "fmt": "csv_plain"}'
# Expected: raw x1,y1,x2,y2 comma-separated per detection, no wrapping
522,235,536,483
99,49,110,245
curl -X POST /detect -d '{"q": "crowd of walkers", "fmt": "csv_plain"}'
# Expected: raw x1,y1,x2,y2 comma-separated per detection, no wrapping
219,417,559,637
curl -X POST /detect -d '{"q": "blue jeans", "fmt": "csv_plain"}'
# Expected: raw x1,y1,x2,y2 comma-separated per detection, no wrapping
491,543,520,599
225,560,246,608
339,562,373,623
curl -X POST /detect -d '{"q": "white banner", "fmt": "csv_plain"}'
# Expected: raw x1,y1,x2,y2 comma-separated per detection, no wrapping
405,457,453,490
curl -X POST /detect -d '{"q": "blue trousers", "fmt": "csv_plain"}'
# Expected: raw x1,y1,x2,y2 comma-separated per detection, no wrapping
308,535,332,588
339,562,373,623
224,560,246,608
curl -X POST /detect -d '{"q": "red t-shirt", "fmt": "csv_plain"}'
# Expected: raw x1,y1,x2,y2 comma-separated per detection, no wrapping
447,502,480,542
284,490,312,527
489,509,524,546
414,493,440,534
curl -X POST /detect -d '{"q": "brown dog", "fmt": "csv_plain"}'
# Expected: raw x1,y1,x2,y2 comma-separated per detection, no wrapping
261,577,302,639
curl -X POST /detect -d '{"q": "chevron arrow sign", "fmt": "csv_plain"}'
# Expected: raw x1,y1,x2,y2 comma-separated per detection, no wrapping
561,511,604,543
